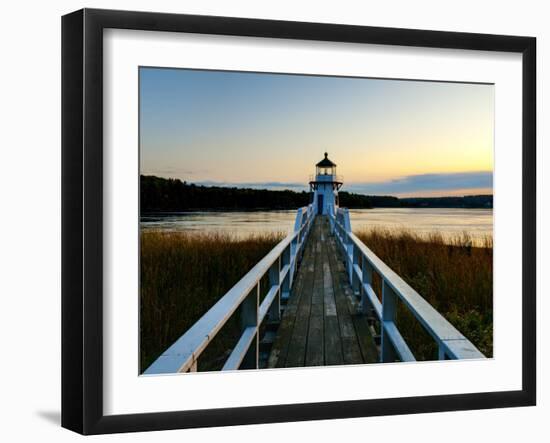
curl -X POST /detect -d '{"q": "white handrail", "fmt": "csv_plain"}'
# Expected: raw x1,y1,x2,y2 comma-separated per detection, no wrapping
327,206,485,362
144,204,315,374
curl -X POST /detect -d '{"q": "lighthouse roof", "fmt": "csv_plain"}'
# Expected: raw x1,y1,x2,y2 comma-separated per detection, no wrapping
316,152,336,167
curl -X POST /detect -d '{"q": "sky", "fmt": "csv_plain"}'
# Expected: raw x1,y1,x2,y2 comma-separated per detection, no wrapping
139,67,494,197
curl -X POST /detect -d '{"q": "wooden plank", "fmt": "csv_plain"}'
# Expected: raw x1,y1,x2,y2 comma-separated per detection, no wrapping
323,262,337,317
267,252,307,368
339,315,364,365
268,219,317,368
267,265,305,366
331,268,351,316
324,316,344,366
320,218,345,367
284,310,310,367
284,221,319,368
271,216,379,369
310,229,325,318
305,315,324,366
327,226,380,365
305,221,325,366
325,233,364,365
352,314,379,363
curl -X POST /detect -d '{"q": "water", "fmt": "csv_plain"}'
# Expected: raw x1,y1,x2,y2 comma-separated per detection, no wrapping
349,208,493,243
141,210,297,237
141,208,493,244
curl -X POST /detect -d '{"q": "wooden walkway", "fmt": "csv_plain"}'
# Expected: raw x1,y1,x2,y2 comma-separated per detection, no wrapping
268,216,379,368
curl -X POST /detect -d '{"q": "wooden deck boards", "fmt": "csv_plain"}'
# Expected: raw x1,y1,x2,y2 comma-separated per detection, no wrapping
268,216,379,368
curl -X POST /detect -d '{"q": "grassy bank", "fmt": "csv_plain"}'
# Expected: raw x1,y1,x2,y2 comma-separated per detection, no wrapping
140,230,283,372
355,228,493,359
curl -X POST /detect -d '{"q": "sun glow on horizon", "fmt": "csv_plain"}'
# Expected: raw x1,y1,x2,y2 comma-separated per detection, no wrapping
140,68,494,196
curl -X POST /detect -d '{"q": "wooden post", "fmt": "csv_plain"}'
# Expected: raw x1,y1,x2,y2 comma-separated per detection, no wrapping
293,207,303,232
282,243,291,300
352,246,361,296
381,280,397,363
361,258,374,316
240,283,259,369
347,240,354,284
268,258,281,322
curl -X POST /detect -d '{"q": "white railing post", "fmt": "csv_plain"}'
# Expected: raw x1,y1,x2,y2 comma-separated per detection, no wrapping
361,258,374,315
293,207,304,232
240,283,259,369
438,344,449,360
342,208,352,232
342,209,354,284
347,240,354,284
352,245,361,296
281,243,291,301
294,207,304,260
301,209,308,244
381,280,397,363
268,257,281,322
290,237,298,288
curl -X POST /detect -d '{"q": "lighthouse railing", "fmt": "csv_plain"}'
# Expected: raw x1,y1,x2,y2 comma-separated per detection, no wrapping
328,206,485,362
309,174,344,183
144,204,315,374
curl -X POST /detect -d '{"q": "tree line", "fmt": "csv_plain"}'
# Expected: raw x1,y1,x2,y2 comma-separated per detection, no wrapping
140,175,492,212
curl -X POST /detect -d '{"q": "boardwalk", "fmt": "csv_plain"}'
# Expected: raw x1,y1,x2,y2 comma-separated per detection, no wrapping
144,204,484,375
143,154,485,376
268,216,378,368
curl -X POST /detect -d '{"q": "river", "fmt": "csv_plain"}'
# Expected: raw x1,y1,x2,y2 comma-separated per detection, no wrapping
141,208,493,244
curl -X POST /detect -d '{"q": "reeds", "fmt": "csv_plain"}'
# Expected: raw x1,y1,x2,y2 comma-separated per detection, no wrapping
140,227,493,372
140,230,284,372
355,228,493,359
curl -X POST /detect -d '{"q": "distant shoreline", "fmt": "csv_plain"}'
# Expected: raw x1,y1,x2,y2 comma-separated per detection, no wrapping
140,175,493,213
141,207,494,216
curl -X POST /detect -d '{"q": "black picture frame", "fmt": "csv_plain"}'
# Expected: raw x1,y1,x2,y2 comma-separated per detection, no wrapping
61,8,536,435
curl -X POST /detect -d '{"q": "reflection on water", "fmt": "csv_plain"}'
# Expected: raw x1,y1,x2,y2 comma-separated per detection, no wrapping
141,210,296,238
350,208,493,242
141,208,493,243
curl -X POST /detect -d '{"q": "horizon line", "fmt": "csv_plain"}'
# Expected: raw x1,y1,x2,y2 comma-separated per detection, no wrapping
140,174,493,200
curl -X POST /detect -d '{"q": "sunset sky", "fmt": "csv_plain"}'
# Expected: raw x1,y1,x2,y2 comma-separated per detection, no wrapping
139,67,494,197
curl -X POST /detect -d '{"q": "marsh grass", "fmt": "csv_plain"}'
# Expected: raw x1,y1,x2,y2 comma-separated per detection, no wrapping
140,226,493,372
355,228,493,359
140,230,284,372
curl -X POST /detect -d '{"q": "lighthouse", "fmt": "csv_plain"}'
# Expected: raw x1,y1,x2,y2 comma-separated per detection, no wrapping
309,152,343,215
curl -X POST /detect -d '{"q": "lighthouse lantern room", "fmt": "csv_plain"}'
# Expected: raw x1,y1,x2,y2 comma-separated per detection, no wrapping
309,152,343,215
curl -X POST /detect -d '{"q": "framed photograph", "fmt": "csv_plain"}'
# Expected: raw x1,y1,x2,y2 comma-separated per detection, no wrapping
61,8,536,434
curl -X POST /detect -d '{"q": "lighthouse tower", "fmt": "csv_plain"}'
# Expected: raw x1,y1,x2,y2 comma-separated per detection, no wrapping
309,152,343,215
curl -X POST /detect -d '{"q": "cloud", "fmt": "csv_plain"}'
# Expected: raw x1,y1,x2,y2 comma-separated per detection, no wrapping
142,168,209,177
188,172,493,196
346,171,493,196
197,181,308,191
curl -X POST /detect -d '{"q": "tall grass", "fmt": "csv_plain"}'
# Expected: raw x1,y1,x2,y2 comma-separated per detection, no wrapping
141,227,493,372
355,228,493,359
140,230,283,372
